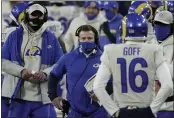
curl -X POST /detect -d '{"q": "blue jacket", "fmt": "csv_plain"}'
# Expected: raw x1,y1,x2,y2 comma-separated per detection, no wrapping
2,25,63,103
99,13,123,51
51,48,103,115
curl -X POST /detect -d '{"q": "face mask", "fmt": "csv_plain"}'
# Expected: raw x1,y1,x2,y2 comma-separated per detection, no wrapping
154,25,171,41
79,42,96,54
30,18,44,26
28,18,44,31
85,13,98,20
105,10,115,20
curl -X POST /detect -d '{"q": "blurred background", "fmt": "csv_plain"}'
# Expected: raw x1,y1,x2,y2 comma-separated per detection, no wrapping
1,1,131,27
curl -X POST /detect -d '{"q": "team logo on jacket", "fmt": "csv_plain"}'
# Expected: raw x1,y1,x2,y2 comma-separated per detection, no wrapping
25,46,42,59
93,63,100,68
47,45,52,49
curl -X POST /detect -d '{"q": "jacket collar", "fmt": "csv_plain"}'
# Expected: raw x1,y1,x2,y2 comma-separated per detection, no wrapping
75,47,102,57
160,35,173,46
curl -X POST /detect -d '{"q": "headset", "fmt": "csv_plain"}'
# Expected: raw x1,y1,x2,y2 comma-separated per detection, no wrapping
75,25,99,45
24,2,48,24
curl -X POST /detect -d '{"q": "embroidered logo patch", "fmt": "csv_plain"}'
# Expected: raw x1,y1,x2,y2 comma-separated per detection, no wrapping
47,45,52,49
93,63,100,68
25,46,42,59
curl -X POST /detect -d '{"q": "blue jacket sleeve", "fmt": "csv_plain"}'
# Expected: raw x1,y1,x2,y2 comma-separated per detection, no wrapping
2,32,13,60
53,37,64,63
48,55,67,100
51,54,67,79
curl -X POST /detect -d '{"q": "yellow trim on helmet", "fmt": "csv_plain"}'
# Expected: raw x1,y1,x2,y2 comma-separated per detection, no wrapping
136,3,153,21
18,11,25,23
122,16,127,39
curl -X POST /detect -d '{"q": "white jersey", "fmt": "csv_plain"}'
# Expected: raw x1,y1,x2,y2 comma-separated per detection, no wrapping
93,42,173,115
160,35,173,65
159,35,174,111
46,5,80,34
102,44,164,107
43,21,64,39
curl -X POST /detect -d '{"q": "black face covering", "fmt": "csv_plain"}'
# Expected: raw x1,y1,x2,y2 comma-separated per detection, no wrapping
27,11,45,32
28,18,44,31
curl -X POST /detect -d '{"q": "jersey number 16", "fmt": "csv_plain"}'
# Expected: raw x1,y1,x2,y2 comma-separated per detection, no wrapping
117,58,149,93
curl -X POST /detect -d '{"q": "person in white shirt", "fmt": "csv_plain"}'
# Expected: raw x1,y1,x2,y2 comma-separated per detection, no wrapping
1,3,28,118
2,3,63,118
153,10,174,118
1,2,28,47
64,1,106,52
93,13,173,118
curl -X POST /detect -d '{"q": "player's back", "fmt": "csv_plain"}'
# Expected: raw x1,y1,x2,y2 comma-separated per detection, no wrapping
104,43,164,108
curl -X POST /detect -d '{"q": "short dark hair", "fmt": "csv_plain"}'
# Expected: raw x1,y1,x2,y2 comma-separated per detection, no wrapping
75,25,98,45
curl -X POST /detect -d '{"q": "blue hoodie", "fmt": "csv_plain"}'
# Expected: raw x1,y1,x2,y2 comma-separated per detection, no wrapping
50,48,103,115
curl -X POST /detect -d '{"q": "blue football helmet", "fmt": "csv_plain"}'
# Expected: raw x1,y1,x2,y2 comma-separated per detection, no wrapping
10,2,28,25
128,1,153,21
121,13,148,39
148,1,164,16
148,1,164,15
164,1,174,15
148,1,163,8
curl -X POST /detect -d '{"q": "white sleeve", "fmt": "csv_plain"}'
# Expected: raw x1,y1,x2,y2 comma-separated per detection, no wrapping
63,21,74,52
168,61,173,80
93,63,119,116
42,64,56,80
2,59,25,77
150,62,173,115
93,49,119,116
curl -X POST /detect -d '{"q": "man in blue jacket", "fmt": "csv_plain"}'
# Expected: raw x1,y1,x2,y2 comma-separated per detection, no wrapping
48,25,108,118
99,1,123,51
1,3,63,118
